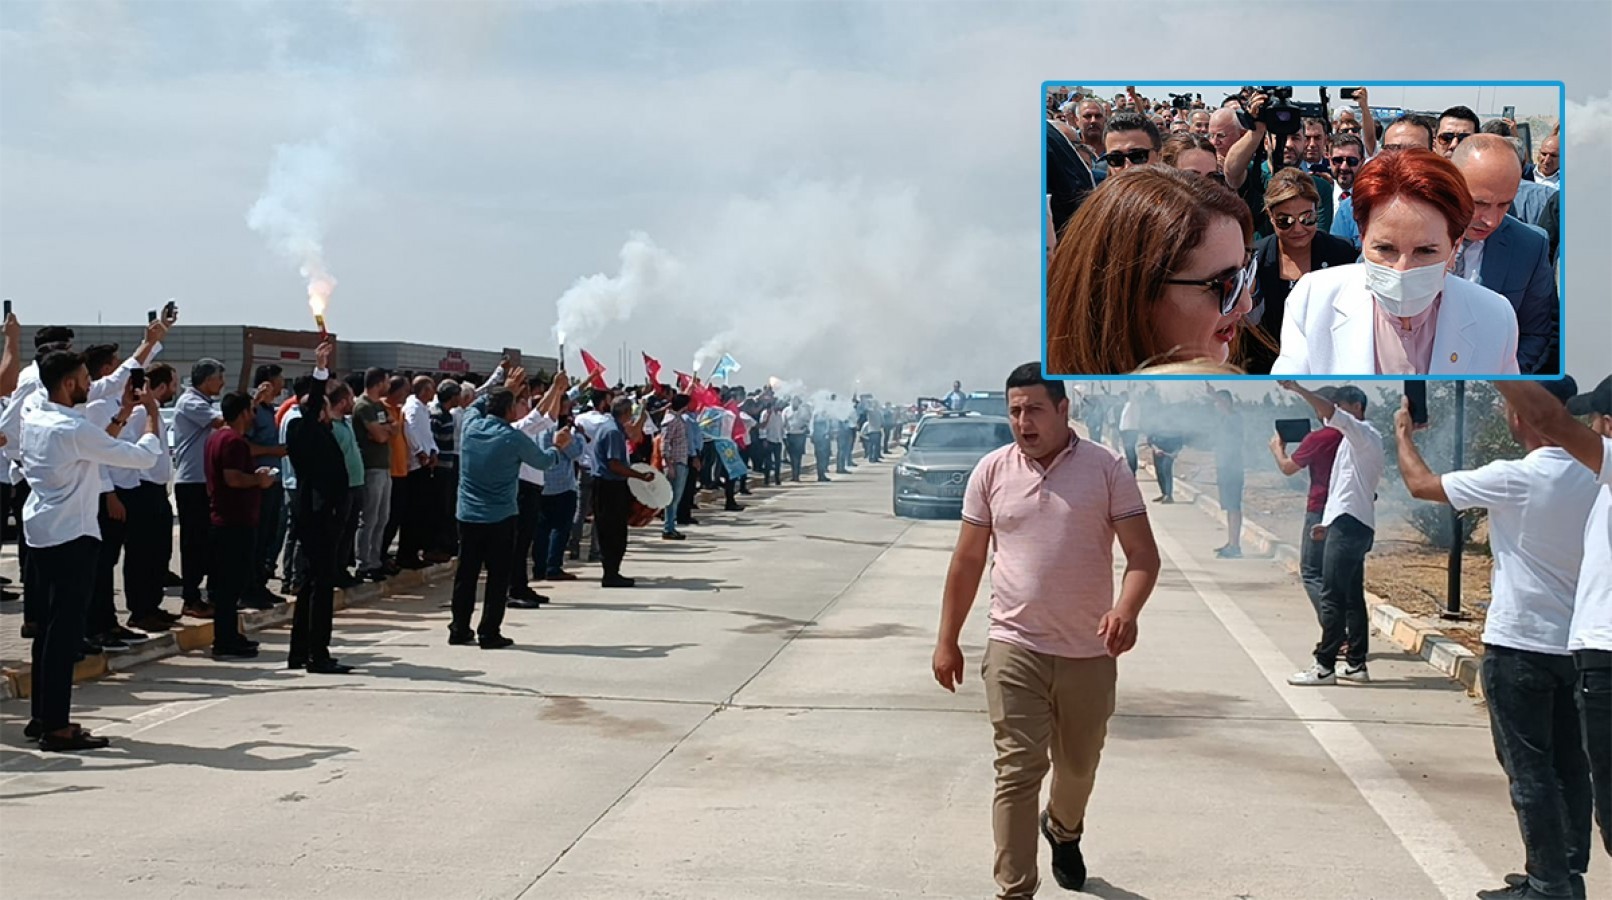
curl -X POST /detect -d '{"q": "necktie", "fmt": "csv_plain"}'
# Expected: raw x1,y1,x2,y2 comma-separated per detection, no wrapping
1452,240,1471,278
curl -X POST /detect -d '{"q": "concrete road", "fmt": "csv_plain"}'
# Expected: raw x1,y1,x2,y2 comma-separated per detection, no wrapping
2,458,1606,900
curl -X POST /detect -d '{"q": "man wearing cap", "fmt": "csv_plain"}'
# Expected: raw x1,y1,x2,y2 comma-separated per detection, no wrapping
1495,374,1612,876
1397,377,1595,900
173,358,228,618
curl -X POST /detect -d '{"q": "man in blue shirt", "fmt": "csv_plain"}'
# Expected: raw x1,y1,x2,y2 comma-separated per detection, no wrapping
676,405,705,526
535,408,586,583
451,369,572,649
592,397,657,588
246,364,288,609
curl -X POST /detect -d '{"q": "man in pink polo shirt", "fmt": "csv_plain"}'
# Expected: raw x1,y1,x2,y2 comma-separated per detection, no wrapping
933,363,1161,899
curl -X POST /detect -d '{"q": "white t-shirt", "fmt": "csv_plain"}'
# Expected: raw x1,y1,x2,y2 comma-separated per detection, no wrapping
1322,408,1385,530
1570,436,1612,653
1442,448,1595,654
575,410,612,442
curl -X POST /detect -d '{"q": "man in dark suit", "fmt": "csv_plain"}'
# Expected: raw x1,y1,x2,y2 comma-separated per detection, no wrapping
1452,135,1558,375
1045,118,1095,238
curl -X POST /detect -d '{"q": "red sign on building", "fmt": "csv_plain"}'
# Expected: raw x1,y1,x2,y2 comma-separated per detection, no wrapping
439,350,470,374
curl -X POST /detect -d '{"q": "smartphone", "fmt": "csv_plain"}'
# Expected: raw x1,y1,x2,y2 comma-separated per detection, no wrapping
130,368,146,390
148,310,157,323
1404,380,1428,425
3,299,10,318
1502,104,1516,121
1340,87,1360,101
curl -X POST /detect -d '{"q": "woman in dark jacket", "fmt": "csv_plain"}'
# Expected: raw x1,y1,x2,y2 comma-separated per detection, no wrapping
1244,167,1360,374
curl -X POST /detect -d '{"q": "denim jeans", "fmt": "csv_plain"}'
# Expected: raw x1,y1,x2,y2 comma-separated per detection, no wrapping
1482,645,1592,895
535,490,578,578
813,436,833,480
1314,513,1373,670
1153,452,1174,500
663,464,689,533
1577,649,1612,857
255,483,286,586
786,433,807,481
1299,510,1326,623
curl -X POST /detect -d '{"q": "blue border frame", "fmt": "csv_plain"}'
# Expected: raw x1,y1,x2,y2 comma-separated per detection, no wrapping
1039,79,1568,382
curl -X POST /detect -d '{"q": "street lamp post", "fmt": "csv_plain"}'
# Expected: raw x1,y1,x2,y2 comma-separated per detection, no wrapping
1442,381,1467,620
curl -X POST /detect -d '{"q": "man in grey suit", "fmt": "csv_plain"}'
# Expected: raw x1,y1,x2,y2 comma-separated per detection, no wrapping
1452,135,1559,375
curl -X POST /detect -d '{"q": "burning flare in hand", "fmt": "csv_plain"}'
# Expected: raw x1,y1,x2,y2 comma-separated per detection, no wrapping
307,270,335,335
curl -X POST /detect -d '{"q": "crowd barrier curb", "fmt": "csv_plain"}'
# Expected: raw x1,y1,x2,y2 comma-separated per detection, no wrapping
0,561,457,702
1168,476,1483,699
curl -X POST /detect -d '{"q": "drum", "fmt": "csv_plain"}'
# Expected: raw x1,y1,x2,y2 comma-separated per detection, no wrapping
628,463,674,527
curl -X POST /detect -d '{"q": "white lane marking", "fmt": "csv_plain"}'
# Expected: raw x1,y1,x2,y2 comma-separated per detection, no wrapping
1,697,227,785
1152,525,1495,900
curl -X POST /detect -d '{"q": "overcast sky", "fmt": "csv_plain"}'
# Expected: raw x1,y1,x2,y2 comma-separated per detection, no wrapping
1,0,1607,401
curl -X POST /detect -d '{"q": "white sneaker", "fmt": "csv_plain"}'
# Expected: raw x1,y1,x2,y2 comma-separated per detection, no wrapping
1288,664,1336,686
1338,664,1371,683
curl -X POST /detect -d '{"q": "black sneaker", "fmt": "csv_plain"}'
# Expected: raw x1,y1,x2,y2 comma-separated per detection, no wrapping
662,531,686,541
1478,881,1577,899
1497,874,1585,899
212,644,260,660
1039,810,1087,891
478,634,514,650
601,574,636,589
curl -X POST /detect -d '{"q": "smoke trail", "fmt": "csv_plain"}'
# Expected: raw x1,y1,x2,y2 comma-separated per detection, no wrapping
552,233,681,348
246,130,350,319
692,330,737,374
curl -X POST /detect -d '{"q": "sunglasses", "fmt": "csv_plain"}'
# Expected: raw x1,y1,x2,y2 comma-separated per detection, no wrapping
1272,211,1317,230
1163,252,1257,316
1328,155,1361,167
1436,131,1473,145
1382,142,1425,151
1101,148,1152,168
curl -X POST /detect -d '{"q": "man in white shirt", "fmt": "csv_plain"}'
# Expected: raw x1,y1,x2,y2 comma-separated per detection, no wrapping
398,376,439,570
1496,376,1612,870
1278,383,1384,685
115,364,180,634
570,391,613,563
1117,393,1140,475
22,350,164,752
783,398,811,483
1396,378,1594,900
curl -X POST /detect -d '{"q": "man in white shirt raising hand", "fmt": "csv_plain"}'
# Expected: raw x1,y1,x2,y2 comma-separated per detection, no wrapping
1496,375,1612,871
20,350,164,752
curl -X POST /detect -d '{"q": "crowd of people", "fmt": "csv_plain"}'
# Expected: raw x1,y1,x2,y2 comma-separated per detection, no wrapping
0,315,905,751
1045,86,1562,378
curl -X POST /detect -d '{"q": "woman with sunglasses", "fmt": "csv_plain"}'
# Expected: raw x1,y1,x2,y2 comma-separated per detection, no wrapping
1271,149,1520,376
1047,166,1255,374
1243,168,1361,374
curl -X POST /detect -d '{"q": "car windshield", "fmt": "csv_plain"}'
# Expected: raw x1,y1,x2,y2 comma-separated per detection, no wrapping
961,396,1007,418
912,420,1014,450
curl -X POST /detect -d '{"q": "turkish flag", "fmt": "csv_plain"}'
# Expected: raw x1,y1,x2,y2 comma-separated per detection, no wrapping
643,352,663,386
674,370,693,392
579,348,609,392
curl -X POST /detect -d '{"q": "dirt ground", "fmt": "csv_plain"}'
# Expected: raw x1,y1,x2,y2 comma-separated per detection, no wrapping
1155,447,1495,657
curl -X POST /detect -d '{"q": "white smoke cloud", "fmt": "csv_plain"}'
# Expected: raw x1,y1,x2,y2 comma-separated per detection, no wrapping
692,329,738,374
552,233,681,349
246,128,351,316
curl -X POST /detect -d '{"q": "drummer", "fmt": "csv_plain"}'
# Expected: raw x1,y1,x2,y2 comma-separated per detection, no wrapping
591,397,659,589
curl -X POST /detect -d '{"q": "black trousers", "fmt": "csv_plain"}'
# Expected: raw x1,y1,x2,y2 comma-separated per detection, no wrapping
1577,649,1612,857
338,486,361,573
89,493,126,637
383,474,408,561
289,489,345,664
119,482,172,620
27,536,100,729
511,481,543,591
452,517,514,637
398,467,435,564
785,434,807,482
592,479,631,578
434,464,459,556
174,483,211,605
208,524,255,647
1314,514,1374,670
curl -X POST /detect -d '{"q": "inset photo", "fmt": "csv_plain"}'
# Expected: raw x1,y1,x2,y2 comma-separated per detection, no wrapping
1042,82,1564,379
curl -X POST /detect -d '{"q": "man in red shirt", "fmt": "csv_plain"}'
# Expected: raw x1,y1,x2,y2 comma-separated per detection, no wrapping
206,391,278,660
1269,386,1344,622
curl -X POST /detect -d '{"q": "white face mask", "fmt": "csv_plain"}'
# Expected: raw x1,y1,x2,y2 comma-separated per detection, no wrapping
1364,257,1447,318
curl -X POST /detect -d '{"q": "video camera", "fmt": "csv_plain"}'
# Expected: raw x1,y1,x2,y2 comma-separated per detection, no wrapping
1240,85,1329,137
1169,93,1193,111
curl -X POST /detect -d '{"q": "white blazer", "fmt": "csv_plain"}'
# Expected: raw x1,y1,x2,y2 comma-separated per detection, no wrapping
1271,264,1520,376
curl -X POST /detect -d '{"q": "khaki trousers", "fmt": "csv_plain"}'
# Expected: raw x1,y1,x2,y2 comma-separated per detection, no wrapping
983,639,1118,899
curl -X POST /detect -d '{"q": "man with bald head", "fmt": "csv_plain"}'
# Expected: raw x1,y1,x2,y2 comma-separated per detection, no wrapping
1213,101,1271,235
1452,134,1559,375
1068,99,1108,176
398,374,440,569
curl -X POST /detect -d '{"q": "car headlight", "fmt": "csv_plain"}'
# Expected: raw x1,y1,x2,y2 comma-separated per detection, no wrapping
896,464,924,478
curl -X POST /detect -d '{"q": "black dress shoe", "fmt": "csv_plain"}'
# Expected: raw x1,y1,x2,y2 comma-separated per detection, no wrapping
601,574,636,589
1501,872,1587,898
305,659,355,674
478,635,514,650
287,656,308,670
662,531,686,541
448,628,477,646
212,644,260,660
39,727,110,752
724,503,745,512
1040,811,1087,891
23,719,44,740
506,596,542,610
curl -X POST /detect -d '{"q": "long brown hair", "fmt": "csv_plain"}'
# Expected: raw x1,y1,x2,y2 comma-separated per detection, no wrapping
1047,166,1253,374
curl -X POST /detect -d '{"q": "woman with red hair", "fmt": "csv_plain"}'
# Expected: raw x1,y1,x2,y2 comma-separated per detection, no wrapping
1271,149,1520,375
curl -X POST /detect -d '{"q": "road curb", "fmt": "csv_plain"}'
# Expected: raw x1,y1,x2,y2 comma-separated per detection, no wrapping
1,562,456,702
1170,476,1482,698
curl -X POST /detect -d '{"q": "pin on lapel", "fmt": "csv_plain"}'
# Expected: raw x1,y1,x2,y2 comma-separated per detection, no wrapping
1450,352,1459,363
